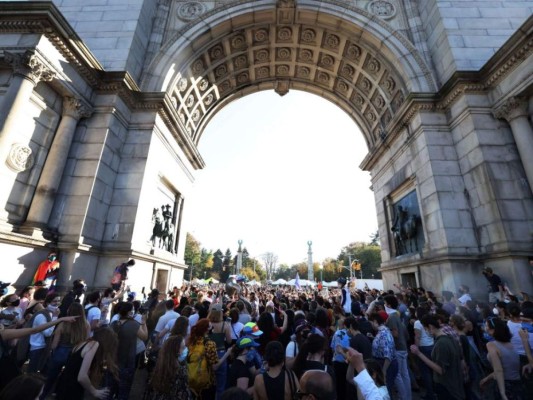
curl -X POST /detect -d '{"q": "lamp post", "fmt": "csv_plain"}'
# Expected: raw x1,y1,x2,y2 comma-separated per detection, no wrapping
346,254,356,280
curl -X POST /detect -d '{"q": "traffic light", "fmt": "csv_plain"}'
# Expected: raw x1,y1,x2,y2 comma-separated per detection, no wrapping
352,261,361,271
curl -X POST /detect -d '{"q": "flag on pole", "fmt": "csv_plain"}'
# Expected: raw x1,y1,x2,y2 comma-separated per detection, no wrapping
295,273,301,290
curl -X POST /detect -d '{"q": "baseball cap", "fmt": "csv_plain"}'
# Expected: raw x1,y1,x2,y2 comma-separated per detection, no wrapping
243,322,263,336
237,336,260,349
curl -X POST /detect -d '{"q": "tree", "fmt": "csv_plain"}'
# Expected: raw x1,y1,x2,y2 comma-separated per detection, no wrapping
370,230,380,246
184,233,201,264
213,249,224,274
338,241,382,279
262,252,278,281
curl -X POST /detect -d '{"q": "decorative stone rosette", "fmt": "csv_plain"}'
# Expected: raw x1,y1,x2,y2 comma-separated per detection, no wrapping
6,143,34,172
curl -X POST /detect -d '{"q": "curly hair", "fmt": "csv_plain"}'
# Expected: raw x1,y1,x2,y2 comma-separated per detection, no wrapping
188,318,209,345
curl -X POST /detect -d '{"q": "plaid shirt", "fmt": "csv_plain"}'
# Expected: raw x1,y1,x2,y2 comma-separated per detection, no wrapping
441,323,460,343
372,325,396,360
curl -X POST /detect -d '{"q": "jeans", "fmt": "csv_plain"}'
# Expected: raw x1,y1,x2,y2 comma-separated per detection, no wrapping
376,358,399,398
419,345,435,399
215,349,227,400
395,350,412,400
28,348,47,373
41,345,72,399
106,366,135,400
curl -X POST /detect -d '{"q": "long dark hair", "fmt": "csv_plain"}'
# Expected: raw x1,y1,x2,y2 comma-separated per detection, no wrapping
0,374,44,400
292,334,326,378
150,335,185,394
170,316,189,337
365,359,385,387
62,302,88,346
91,328,119,385
257,312,275,348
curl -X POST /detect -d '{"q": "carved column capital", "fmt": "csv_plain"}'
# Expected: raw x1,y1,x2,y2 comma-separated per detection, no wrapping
62,97,93,120
493,96,529,122
4,50,55,85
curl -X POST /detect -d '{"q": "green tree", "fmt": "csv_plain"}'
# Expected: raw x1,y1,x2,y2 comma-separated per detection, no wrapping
370,230,380,246
184,233,201,264
213,249,224,274
338,241,382,279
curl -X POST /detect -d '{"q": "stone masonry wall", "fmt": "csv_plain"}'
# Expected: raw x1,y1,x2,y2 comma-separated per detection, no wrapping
418,0,533,86
47,0,157,83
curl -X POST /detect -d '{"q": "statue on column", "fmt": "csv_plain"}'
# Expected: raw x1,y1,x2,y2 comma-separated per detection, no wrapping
32,251,60,293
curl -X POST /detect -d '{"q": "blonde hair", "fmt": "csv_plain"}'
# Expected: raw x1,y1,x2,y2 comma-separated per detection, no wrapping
208,309,223,323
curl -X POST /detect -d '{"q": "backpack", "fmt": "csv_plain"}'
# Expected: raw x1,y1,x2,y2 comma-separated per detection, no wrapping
16,309,52,367
187,338,213,395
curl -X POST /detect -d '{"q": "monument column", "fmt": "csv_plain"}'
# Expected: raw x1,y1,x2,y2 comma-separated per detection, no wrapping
26,97,92,227
0,51,55,162
493,97,533,192
307,241,314,282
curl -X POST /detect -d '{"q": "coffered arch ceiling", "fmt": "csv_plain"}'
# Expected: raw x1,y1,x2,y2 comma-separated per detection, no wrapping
144,1,436,153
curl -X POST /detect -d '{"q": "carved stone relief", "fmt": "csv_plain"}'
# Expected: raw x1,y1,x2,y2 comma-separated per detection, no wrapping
368,0,397,20
172,19,406,145
177,1,207,22
6,143,34,172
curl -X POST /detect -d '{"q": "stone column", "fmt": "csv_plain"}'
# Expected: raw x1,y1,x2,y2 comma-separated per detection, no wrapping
493,97,533,192
0,51,55,164
307,240,314,282
26,97,92,227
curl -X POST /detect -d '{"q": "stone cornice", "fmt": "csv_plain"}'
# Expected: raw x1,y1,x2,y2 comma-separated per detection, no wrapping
361,15,533,171
95,73,205,169
0,1,104,86
481,14,533,88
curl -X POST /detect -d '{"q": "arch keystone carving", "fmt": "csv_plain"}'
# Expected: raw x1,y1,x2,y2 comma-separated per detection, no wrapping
275,80,290,96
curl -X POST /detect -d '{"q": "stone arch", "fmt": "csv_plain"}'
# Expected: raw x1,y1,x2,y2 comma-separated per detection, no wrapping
142,0,436,154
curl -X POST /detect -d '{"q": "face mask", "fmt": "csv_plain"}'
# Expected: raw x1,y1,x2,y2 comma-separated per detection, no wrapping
476,307,481,313
10,299,20,307
47,304,59,312
178,347,188,363
492,308,499,315
48,255,57,262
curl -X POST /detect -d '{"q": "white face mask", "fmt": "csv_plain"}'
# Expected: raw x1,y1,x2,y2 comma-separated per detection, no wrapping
493,308,499,315
47,304,59,312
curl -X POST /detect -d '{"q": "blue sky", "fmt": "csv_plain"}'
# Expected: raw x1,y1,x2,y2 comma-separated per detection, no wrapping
186,89,377,265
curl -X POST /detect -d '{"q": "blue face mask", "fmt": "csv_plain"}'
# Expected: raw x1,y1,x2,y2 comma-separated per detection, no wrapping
178,347,188,363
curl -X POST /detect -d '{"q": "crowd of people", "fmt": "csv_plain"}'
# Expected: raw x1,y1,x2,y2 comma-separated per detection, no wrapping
0,265,532,400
